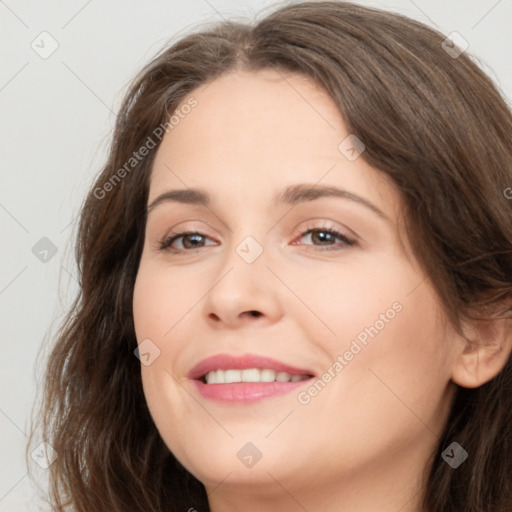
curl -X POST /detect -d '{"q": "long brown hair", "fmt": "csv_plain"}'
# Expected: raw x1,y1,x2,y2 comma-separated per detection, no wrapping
28,2,512,510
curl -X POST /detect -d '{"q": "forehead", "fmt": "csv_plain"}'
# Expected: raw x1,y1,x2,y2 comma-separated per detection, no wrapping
148,69,397,214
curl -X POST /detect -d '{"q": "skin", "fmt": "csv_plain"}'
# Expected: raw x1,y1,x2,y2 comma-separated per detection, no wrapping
132,69,512,512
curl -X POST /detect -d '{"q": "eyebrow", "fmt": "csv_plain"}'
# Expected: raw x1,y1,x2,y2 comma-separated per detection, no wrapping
147,184,390,222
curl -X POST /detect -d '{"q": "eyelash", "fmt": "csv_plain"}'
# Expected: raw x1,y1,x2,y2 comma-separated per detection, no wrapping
157,224,357,253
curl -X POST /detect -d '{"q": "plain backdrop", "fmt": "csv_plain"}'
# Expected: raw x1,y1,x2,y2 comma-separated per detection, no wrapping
1,0,511,509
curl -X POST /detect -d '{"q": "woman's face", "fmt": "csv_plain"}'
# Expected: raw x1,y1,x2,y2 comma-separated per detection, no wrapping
132,69,461,504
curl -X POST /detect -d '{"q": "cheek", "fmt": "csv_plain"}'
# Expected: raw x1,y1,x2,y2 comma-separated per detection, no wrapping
320,287,452,427
295,255,453,411
132,261,197,340
133,267,194,462
133,264,184,407
287,253,417,352
292,293,452,467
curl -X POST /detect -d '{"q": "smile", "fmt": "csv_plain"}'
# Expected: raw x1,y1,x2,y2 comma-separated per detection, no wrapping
188,353,315,404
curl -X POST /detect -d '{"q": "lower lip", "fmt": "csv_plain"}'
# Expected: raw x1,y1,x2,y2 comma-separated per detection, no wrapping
192,379,312,404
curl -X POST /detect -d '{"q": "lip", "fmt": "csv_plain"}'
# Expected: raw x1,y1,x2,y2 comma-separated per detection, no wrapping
188,353,316,404
188,353,315,380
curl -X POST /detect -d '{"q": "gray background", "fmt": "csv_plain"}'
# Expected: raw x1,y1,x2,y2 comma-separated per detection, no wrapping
1,0,511,509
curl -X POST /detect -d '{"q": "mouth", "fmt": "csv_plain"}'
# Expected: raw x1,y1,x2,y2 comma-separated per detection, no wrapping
188,353,315,404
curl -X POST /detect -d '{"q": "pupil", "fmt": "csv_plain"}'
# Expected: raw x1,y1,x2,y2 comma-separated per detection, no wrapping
185,234,203,248
314,231,331,244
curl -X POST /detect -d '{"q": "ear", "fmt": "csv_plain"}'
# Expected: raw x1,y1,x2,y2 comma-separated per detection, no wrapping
451,315,512,388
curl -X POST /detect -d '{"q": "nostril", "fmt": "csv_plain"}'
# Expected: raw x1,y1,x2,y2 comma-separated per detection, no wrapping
249,311,261,317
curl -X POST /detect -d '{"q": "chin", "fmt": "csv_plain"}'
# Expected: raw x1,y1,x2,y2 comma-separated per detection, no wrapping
166,431,301,487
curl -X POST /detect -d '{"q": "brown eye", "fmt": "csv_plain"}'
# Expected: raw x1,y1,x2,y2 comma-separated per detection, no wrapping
159,231,217,252
293,227,357,250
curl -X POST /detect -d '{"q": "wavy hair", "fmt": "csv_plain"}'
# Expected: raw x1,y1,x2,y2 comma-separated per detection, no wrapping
28,1,512,511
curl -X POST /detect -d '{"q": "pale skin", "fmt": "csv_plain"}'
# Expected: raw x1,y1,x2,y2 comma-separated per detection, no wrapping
132,69,512,512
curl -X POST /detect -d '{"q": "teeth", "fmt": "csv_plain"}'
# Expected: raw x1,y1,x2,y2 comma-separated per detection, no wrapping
203,368,309,384
241,368,260,382
276,371,291,382
260,369,276,382
224,369,242,384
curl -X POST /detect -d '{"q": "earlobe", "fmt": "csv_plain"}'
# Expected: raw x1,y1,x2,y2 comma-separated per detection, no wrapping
451,316,512,389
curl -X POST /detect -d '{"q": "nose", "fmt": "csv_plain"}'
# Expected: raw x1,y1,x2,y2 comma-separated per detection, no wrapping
202,239,285,329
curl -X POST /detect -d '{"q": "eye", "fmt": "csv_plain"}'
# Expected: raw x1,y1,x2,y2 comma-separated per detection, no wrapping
291,224,357,251
158,231,217,252
157,224,357,253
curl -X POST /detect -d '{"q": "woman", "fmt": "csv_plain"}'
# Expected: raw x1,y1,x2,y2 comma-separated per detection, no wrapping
28,1,512,511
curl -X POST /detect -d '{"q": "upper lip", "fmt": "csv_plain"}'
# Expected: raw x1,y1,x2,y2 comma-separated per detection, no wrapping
188,353,316,381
